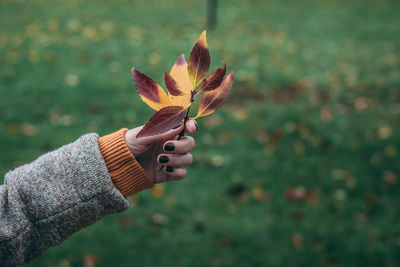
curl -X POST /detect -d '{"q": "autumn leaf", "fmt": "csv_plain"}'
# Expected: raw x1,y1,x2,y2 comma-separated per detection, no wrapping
187,31,210,88
169,54,193,108
137,106,188,137
199,63,226,93
152,184,164,198
194,71,234,118
21,123,37,136
285,187,307,201
131,67,172,111
133,31,233,138
164,68,183,96
84,254,98,267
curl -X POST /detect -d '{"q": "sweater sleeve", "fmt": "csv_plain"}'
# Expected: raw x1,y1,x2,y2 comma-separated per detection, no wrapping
0,133,145,266
98,128,154,197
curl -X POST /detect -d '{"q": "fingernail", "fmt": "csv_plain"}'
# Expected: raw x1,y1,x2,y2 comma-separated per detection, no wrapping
164,143,175,151
166,166,174,173
194,121,198,132
159,156,169,163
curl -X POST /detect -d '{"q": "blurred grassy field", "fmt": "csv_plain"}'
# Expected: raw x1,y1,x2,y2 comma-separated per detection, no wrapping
1,0,400,266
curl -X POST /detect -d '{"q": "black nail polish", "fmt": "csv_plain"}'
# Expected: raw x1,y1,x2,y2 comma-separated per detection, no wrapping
164,143,175,151
194,121,198,132
159,156,169,163
166,166,174,173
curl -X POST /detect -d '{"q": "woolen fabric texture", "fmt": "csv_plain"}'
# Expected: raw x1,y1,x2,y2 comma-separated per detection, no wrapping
0,132,153,266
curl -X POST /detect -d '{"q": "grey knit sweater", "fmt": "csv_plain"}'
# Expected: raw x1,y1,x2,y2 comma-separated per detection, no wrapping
0,133,132,266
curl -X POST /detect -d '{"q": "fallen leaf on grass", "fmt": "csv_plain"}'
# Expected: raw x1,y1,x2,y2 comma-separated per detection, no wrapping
84,254,98,267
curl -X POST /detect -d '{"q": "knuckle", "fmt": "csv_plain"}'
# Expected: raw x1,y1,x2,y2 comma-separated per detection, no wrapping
182,169,187,178
186,136,195,149
188,153,194,164
192,138,196,148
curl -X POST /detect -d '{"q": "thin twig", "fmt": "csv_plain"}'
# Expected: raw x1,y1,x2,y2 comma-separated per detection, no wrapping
177,90,196,140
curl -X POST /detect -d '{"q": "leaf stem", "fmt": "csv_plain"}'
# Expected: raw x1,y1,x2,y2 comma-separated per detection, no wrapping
177,90,196,140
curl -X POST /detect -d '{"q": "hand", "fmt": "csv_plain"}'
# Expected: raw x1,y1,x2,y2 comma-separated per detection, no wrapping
125,120,197,184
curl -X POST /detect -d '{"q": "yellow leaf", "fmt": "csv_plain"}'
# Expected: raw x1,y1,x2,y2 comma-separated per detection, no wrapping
152,185,164,198
169,54,192,108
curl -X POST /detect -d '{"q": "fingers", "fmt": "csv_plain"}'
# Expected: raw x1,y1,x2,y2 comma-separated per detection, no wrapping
163,136,195,154
185,119,198,134
134,123,185,143
153,119,197,184
158,153,193,167
128,119,197,146
155,167,187,183
156,152,193,183
166,167,187,181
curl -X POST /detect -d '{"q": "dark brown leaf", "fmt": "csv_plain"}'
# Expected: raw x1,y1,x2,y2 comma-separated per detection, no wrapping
187,31,210,87
137,106,187,137
164,68,183,96
199,63,226,93
195,71,234,118
131,67,172,111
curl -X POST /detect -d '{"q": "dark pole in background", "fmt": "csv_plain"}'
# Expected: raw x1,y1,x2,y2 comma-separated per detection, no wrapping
206,0,218,30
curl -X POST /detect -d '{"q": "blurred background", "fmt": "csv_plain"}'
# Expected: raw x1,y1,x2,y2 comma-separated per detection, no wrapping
1,0,400,266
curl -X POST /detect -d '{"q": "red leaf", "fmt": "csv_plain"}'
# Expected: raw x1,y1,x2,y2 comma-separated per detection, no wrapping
84,254,98,267
199,63,226,93
195,71,234,118
164,68,183,96
131,68,172,111
187,31,210,87
285,187,307,201
137,106,188,137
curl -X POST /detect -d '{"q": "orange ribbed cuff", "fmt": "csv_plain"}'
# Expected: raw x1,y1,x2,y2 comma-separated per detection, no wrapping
98,128,154,197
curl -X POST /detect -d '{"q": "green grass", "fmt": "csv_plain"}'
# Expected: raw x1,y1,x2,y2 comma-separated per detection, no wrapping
1,0,400,266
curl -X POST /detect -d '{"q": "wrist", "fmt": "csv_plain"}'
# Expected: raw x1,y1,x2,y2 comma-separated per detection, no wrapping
124,127,150,158
98,129,154,197
125,129,137,156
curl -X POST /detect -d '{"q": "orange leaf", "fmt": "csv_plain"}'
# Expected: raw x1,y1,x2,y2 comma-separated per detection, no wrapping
84,254,98,267
199,63,226,93
285,187,307,201
169,54,192,108
131,67,172,111
137,106,188,137
194,71,233,118
164,68,183,96
187,31,210,87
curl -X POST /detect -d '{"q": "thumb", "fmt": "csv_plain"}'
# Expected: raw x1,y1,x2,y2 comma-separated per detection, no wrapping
136,123,184,144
